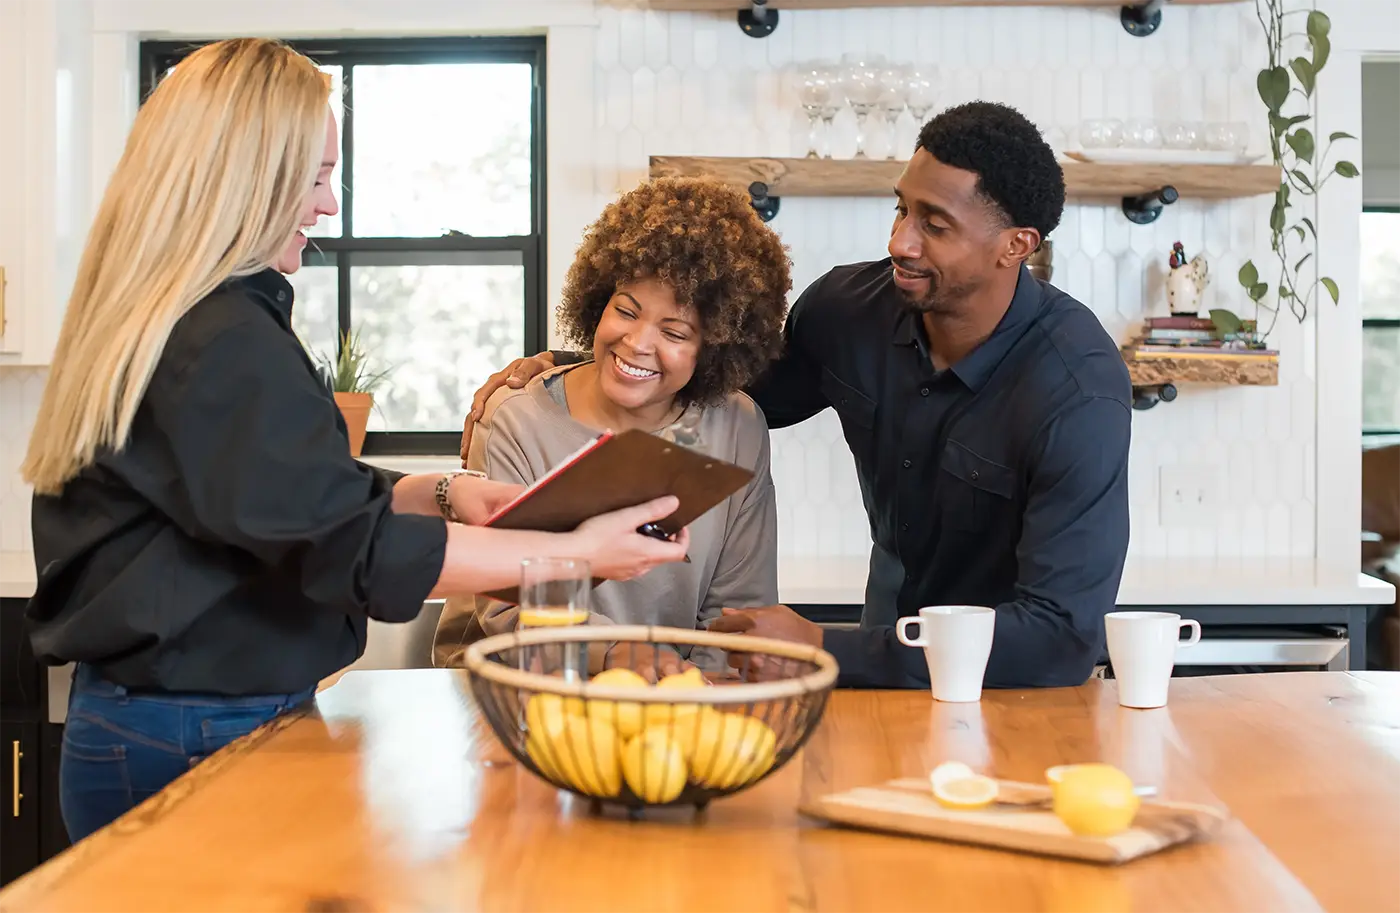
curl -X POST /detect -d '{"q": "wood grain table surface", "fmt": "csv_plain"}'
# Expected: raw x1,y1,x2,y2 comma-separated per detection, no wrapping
1,670,1396,913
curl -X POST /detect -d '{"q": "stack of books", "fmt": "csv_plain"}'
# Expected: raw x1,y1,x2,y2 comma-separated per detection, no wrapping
1123,316,1278,361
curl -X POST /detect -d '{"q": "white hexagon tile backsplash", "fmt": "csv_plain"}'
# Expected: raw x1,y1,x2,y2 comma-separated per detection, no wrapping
0,0,1316,560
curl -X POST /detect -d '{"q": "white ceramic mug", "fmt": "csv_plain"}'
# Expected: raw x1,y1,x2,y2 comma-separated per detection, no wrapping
1105,611,1202,709
895,606,996,703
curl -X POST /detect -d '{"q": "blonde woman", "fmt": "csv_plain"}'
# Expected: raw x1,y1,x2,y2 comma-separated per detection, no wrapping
21,38,686,842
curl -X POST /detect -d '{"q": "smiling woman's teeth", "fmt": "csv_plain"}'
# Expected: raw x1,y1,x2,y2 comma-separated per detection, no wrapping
614,354,658,379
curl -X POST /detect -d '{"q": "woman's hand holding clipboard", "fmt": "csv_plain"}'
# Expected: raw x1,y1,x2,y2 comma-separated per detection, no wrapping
478,429,753,601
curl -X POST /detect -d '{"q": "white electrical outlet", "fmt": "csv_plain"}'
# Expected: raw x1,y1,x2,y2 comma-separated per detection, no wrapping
1158,464,1221,528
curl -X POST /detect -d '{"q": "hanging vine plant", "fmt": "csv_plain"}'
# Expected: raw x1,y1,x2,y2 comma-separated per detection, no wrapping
1225,1,1359,342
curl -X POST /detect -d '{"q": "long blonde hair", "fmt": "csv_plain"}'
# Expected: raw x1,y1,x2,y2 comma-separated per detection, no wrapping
22,38,331,494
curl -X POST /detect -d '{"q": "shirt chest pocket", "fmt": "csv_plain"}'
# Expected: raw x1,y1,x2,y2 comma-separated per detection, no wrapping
939,440,1018,534
821,368,877,463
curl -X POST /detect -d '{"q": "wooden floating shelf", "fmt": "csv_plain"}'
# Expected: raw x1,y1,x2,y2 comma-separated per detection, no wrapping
650,1,1241,9
649,156,1282,201
1123,352,1279,388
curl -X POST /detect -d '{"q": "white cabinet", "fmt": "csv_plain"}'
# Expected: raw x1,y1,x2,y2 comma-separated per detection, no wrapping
0,0,93,366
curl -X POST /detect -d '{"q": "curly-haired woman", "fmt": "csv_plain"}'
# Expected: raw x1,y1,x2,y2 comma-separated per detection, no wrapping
433,177,792,677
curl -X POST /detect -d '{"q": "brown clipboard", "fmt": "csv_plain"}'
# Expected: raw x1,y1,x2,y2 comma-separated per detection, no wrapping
480,428,755,602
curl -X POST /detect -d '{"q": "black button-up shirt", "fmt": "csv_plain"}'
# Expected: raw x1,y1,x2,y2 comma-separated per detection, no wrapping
751,259,1132,689
26,270,448,695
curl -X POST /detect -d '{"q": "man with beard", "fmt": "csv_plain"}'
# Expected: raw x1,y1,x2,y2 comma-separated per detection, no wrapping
463,101,1132,689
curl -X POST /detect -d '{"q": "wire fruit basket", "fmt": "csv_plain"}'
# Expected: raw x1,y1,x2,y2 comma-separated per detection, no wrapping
462,625,839,815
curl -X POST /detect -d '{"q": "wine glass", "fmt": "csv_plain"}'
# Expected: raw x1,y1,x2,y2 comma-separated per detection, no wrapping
840,54,884,159
876,65,910,160
796,64,840,159
904,68,937,126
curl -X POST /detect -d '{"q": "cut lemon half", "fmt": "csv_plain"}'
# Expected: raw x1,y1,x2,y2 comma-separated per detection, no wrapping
929,761,975,792
932,774,999,810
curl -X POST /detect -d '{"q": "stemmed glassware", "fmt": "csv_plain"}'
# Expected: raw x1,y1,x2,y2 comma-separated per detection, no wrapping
791,59,938,161
904,69,937,127
797,64,841,159
839,54,884,159
876,65,910,160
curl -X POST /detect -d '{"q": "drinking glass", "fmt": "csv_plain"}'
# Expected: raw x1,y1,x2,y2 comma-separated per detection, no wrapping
1124,119,1163,149
797,64,840,159
1080,118,1124,149
904,68,937,126
1205,121,1249,155
1163,121,1204,151
518,557,591,683
876,65,910,160
840,54,884,159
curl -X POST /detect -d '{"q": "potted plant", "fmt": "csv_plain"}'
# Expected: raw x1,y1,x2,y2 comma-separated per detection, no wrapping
1225,1,1359,341
314,329,390,457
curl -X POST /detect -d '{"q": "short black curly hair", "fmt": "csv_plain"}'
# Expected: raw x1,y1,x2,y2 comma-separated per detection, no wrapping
558,176,792,407
915,101,1065,239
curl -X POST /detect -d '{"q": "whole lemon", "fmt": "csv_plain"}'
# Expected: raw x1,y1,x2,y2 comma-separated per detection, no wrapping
527,710,622,798
585,667,649,739
1051,763,1140,837
671,705,724,764
525,692,585,734
689,712,777,789
642,667,709,729
621,729,688,804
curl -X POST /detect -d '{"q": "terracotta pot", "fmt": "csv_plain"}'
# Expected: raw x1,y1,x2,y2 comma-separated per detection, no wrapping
334,392,372,457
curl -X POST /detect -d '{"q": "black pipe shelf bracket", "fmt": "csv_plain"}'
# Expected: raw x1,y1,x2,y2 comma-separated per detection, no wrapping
1131,383,1178,411
1120,0,1165,37
749,181,780,222
738,0,779,38
1122,185,1179,225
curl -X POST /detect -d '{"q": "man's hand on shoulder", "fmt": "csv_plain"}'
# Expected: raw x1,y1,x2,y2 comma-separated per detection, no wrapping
460,352,557,465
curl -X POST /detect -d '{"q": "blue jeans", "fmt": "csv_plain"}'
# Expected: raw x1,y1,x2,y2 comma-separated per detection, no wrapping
60,664,315,842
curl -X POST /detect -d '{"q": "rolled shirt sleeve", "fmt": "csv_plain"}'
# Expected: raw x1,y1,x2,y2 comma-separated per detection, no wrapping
823,395,1131,689
149,318,448,623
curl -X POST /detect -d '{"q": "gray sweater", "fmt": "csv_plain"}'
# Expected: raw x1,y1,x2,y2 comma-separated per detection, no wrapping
432,364,778,669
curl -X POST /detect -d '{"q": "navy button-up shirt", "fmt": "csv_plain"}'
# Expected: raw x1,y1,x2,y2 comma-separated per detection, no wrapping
751,258,1132,688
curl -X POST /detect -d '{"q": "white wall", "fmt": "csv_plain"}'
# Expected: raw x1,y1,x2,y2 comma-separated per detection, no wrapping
0,0,1381,567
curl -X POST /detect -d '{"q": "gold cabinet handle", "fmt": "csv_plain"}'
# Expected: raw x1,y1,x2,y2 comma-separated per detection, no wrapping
11,740,21,817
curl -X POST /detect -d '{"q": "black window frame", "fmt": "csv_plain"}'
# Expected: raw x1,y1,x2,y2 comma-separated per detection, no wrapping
1361,204,1400,437
138,36,548,455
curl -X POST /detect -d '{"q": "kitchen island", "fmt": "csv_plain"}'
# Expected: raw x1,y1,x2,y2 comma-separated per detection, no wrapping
1,668,1395,913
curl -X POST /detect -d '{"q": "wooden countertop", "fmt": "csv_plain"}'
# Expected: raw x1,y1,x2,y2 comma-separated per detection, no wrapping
2,670,1397,912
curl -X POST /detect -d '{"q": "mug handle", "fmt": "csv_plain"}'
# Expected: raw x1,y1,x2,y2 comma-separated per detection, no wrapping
1177,618,1202,648
896,616,926,648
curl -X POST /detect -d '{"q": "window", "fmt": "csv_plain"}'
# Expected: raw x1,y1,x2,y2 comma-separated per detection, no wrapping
1361,207,1400,436
139,38,547,454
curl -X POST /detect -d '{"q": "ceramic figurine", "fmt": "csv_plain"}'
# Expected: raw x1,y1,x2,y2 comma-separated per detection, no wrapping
1165,241,1209,317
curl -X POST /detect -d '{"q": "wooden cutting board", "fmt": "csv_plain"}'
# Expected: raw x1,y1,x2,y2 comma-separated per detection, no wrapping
800,777,1229,865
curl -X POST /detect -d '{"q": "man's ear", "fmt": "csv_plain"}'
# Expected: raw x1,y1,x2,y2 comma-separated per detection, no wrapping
999,228,1041,269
